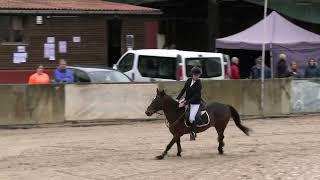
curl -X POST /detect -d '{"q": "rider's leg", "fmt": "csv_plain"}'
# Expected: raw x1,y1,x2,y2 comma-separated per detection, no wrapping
189,104,200,140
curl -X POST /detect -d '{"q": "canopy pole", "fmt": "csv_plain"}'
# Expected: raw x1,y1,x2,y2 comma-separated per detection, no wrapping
260,0,268,116
270,44,274,78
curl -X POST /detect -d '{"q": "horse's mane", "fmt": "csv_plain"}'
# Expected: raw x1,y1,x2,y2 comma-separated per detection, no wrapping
164,94,179,108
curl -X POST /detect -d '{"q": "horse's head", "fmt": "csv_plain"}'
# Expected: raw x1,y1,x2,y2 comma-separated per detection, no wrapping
145,89,166,116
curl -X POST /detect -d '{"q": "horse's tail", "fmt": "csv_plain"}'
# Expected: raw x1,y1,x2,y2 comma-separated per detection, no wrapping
228,105,251,136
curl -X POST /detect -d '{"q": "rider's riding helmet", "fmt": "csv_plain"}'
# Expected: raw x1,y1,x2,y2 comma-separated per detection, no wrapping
191,66,202,76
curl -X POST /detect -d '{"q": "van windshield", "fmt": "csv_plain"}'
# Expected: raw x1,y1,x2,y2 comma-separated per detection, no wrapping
186,57,222,78
138,55,177,80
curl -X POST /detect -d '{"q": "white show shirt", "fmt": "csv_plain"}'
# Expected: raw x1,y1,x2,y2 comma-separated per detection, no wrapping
190,80,196,87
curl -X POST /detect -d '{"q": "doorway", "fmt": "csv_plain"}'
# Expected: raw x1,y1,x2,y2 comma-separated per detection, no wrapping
107,20,122,67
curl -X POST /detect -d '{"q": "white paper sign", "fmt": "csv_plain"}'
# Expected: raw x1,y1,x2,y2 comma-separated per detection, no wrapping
36,16,43,25
59,41,67,53
13,53,27,64
17,46,26,53
49,56,56,61
73,36,81,43
47,37,55,43
44,43,55,58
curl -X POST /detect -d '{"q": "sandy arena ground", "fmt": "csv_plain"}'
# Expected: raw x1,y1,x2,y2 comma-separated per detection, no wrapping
0,116,320,180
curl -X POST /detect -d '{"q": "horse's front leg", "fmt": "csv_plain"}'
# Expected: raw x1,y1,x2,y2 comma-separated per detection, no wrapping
156,136,177,160
176,137,182,157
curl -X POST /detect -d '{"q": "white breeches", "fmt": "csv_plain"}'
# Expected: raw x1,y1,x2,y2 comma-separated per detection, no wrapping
189,104,200,123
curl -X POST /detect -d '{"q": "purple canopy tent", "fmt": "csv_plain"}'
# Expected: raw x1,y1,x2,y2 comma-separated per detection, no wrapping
216,11,320,75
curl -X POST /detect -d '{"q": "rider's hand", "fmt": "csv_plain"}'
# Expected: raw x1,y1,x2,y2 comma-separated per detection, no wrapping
179,102,185,108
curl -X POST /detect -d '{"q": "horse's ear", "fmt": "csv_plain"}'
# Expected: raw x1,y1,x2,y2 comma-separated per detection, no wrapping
156,88,160,94
160,90,166,96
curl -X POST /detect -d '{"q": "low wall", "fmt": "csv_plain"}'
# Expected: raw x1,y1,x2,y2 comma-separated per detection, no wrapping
159,79,291,116
291,79,320,113
0,84,64,125
0,79,318,126
65,83,159,121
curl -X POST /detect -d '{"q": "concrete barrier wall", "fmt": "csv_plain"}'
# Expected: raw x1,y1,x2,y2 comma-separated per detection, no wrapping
0,79,316,126
65,83,159,121
159,79,291,116
0,85,64,125
291,79,320,113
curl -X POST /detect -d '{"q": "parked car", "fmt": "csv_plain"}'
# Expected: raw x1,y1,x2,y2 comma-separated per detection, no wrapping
113,49,230,82
67,66,132,83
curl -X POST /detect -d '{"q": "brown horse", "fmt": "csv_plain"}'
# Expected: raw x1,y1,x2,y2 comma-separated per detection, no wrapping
145,89,251,160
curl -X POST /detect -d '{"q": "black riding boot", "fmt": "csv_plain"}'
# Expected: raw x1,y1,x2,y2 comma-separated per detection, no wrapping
190,122,197,141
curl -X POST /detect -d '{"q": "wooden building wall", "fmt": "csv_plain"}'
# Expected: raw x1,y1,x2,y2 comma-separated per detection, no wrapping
0,15,106,70
0,14,158,83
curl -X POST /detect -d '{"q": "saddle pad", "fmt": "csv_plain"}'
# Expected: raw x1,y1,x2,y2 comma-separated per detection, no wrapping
185,111,210,128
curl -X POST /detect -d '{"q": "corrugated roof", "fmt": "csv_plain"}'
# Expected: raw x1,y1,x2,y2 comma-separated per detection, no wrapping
0,0,161,14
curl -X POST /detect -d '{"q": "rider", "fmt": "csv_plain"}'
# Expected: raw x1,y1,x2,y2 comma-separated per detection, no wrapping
176,66,202,141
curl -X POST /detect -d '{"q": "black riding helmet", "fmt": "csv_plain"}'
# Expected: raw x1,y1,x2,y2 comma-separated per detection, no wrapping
191,66,202,75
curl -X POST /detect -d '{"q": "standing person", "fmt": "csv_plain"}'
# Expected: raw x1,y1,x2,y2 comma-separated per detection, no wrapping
250,57,271,79
230,57,240,79
54,59,74,83
277,53,289,78
288,61,302,78
304,58,319,78
176,67,202,141
28,65,50,85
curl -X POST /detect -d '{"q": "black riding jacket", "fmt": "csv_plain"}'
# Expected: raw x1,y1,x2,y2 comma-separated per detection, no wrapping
177,78,202,104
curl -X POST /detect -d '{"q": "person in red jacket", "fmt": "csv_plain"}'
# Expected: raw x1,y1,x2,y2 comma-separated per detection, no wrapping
230,57,240,79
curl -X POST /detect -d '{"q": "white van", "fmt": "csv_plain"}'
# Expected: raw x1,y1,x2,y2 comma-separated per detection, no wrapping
113,49,230,82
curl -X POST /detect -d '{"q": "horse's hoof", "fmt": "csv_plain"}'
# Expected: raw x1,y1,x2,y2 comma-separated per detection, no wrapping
218,151,224,155
177,153,181,157
156,155,164,160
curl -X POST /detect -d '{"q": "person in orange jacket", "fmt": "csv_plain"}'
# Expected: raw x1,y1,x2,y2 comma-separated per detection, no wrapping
28,65,50,85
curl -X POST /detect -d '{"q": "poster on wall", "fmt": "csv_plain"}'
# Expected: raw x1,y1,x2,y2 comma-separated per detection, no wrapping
59,41,67,53
13,53,27,64
17,46,26,53
44,43,55,59
73,36,81,43
47,37,55,43
49,56,56,61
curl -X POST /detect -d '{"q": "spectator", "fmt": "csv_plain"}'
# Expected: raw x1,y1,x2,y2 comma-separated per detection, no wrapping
304,58,319,78
250,57,271,79
54,59,74,83
277,53,289,78
230,57,240,79
28,65,50,85
288,61,302,78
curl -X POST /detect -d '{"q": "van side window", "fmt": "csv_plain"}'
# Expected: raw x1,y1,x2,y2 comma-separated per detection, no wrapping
118,53,134,72
138,55,177,80
186,57,222,78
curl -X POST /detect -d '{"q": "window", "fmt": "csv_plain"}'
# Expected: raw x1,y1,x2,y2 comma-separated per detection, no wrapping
70,69,90,83
186,57,222,78
0,16,25,43
118,53,134,72
89,71,131,83
138,55,177,79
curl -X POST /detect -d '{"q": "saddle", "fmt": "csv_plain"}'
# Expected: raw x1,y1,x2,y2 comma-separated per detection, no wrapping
184,101,210,128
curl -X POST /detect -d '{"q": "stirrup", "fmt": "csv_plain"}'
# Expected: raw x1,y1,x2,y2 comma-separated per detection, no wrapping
190,132,196,141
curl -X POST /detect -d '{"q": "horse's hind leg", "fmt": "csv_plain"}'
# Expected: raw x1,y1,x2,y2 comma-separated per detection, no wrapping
217,133,225,154
176,137,182,157
215,125,227,154
156,137,176,160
